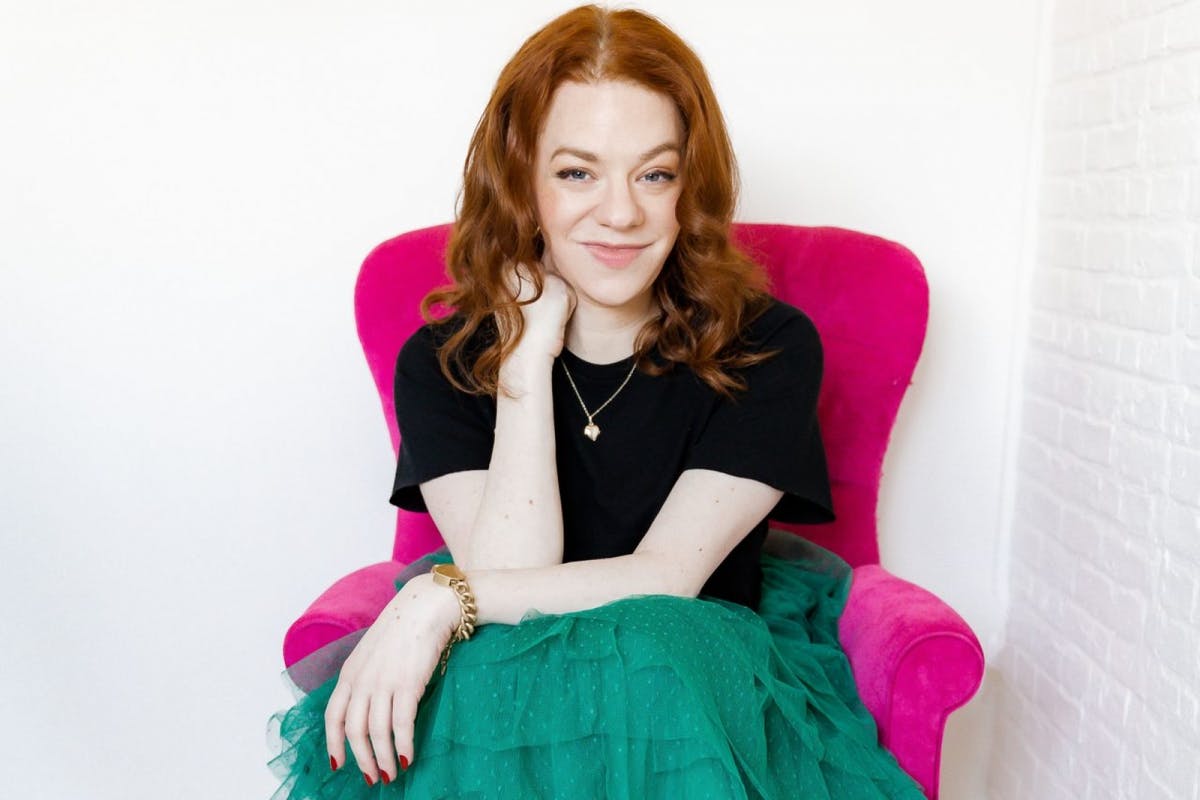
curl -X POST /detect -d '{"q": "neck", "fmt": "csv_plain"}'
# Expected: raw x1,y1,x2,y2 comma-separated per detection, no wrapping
565,296,660,364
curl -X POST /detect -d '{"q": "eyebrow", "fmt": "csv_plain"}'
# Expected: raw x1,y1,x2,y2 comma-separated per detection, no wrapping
549,142,681,163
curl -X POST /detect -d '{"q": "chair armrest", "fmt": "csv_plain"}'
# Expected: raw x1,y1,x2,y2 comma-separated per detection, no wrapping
838,564,985,799
281,560,415,669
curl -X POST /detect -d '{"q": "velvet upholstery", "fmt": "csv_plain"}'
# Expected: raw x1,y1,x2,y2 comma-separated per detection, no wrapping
281,222,985,798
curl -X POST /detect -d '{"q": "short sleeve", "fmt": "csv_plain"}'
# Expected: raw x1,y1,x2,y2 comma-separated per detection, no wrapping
389,324,495,511
682,309,836,524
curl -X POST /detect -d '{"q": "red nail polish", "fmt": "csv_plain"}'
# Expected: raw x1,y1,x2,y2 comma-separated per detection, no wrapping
329,754,338,771
400,755,410,771
362,772,374,787
381,769,392,784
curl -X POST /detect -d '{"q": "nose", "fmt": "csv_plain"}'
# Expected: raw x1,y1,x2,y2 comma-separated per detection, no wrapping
594,177,643,229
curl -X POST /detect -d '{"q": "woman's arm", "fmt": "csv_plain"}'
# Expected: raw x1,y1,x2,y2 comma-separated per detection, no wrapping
420,262,575,571
428,468,785,625
417,356,563,571
328,468,783,786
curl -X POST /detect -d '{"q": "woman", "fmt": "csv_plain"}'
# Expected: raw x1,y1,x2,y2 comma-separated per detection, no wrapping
268,5,925,798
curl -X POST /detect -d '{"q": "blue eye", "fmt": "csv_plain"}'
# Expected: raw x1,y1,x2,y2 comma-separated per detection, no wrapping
554,168,678,184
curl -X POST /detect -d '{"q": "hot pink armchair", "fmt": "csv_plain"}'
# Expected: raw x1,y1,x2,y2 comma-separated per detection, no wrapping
281,222,985,798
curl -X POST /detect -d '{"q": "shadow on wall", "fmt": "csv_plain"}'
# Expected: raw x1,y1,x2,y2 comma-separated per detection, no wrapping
942,665,1001,800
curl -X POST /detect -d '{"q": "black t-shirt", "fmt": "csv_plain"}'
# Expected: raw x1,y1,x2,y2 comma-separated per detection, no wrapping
389,297,835,609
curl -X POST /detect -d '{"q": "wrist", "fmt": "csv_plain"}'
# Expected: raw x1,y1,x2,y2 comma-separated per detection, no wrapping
498,351,554,397
404,572,463,637
430,565,479,637
501,346,555,376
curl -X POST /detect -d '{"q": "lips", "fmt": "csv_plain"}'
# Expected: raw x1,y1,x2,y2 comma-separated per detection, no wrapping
582,242,648,268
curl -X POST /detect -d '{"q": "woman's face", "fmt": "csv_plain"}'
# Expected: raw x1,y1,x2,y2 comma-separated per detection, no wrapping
532,79,684,318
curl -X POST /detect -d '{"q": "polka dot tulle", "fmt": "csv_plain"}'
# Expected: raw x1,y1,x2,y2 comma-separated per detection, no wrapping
266,542,924,799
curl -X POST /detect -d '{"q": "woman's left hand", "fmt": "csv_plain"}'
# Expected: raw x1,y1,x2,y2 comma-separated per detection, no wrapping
324,572,460,785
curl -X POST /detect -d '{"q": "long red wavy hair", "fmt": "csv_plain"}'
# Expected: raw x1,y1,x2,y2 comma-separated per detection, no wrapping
420,3,779,400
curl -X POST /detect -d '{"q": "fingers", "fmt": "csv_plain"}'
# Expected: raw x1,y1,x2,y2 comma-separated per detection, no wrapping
325,678,417,785
392,688,419,775
369,691,400,784
343,690,378,784
564,280,578,317
324,679,350,773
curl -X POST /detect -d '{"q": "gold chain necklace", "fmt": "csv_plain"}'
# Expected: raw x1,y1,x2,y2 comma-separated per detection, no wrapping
560,356,638,442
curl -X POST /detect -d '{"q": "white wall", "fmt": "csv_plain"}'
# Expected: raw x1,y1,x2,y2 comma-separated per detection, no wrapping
988,0,1200,798
0,1,1045,796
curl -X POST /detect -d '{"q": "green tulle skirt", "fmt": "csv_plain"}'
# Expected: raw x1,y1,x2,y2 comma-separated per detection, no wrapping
266,539,925,799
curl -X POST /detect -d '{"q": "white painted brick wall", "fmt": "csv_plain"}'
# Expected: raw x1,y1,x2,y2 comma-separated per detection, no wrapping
988,0,1200,798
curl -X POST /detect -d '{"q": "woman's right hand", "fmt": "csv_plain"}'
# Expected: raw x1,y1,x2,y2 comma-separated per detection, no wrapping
498,260,577,363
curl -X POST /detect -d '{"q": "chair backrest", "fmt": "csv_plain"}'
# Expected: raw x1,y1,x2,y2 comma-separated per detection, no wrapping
355,222,928,567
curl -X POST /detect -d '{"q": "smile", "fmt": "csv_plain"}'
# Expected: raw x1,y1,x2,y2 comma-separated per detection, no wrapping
582,243,648,268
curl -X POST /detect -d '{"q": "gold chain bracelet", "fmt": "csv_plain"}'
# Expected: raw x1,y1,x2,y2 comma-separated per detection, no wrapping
431,564,478,675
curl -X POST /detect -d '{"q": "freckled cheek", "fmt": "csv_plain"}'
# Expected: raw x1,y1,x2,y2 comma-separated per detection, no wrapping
535,191,562,231
539,193,585,269
546,191,595,230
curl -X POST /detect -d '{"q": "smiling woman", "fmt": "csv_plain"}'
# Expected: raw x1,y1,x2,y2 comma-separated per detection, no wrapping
265,5,926,799
532,79,683,351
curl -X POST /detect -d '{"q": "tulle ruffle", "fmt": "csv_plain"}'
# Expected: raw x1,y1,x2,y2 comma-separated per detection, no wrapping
266,539,924,799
